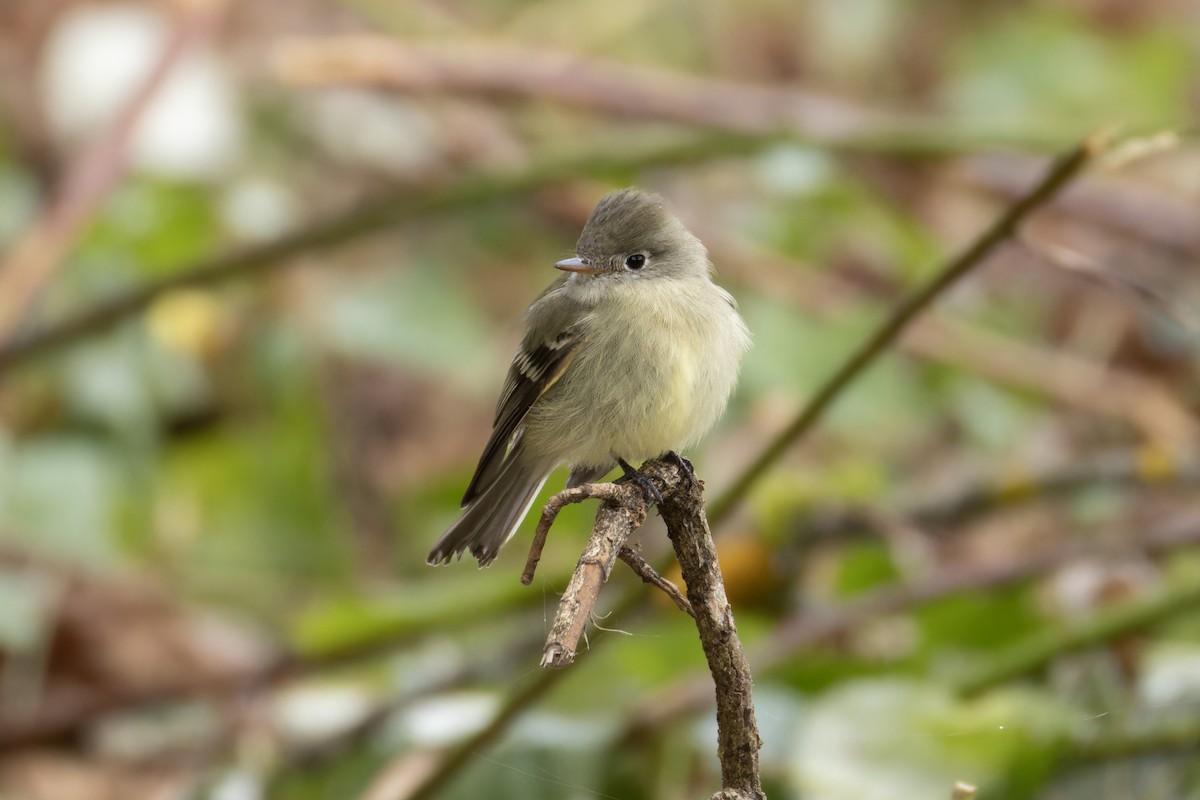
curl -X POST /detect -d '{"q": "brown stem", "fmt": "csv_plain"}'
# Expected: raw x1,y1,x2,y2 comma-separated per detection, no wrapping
521,482,629,585
659,466,764,800
619,545,694,618
529,459,764,796
539,483,648,669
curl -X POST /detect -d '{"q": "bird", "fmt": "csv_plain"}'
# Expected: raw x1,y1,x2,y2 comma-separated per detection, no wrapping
427,188,750,567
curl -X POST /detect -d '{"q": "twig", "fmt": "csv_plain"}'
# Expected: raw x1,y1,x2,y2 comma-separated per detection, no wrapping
708,130,1112,525
0,131,779,375
521,482,629,585
527,457,763,796
538,482,651,669
619,545,694,618
658,464,764,800
0,0,225,344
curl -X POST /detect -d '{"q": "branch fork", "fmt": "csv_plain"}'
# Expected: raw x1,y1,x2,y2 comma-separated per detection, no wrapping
525,457,765,799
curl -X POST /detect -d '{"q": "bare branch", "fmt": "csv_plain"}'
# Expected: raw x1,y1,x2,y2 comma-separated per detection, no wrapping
619,545,694,618
521,482,629,585
538,482,649,669
657,462,764,800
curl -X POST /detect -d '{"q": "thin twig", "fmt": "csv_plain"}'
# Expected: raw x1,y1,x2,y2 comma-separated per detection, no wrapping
708,129,1113,525
619,545,694,618
521,482,628,585
539,482,651,669
525,458,763,796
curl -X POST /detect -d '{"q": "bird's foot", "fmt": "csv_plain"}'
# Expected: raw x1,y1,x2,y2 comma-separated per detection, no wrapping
662,450,695,484
616,458,663,505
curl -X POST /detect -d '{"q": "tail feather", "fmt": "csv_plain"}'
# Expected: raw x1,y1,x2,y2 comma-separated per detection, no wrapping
427,455,549,567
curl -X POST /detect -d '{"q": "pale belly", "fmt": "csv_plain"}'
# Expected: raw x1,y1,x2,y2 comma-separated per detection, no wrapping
522,290,742,468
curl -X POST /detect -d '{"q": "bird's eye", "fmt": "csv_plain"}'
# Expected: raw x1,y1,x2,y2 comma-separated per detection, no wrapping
625,253,646,270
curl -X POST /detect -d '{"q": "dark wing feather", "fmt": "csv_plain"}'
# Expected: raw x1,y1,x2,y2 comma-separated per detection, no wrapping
460,320,587,506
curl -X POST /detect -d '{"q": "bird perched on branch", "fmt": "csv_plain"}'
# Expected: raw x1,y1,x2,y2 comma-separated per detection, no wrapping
428,188,750,567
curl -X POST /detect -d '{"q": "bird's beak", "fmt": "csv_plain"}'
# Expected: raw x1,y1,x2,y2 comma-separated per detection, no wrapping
555,257,604,275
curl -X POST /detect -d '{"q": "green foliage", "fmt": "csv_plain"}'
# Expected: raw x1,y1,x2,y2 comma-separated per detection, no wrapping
788,679,1076,799
945,8,1191,131
0,2,1194,798
917,584,1042,653
80,179,222,279
833,541,900,596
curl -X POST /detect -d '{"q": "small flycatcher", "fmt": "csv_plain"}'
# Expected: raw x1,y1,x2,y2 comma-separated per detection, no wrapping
428,188,750,566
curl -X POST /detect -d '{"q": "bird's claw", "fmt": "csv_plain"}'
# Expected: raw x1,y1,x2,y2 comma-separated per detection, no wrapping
662,450,695,484
616,458,664,505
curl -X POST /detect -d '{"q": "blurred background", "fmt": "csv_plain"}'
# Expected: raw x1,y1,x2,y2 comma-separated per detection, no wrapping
0,0,1198,798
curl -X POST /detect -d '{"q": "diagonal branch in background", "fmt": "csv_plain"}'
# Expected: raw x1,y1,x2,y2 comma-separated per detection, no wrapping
707,130,1113,525
0,0,227,346
708,233,1197,447
0,130,779,376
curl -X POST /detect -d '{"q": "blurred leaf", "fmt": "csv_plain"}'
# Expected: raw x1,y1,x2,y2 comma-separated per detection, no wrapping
0,435,122,565
0,166,38,245
916,585,1042,653
81,179,221,277
289,577,532,656
0,569,57,652
833,541,899,596
942,373,1041,452
320,266,495,383
60,337,159,437
790,678,1074,800
740,297,933,445
945,9,1190,130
